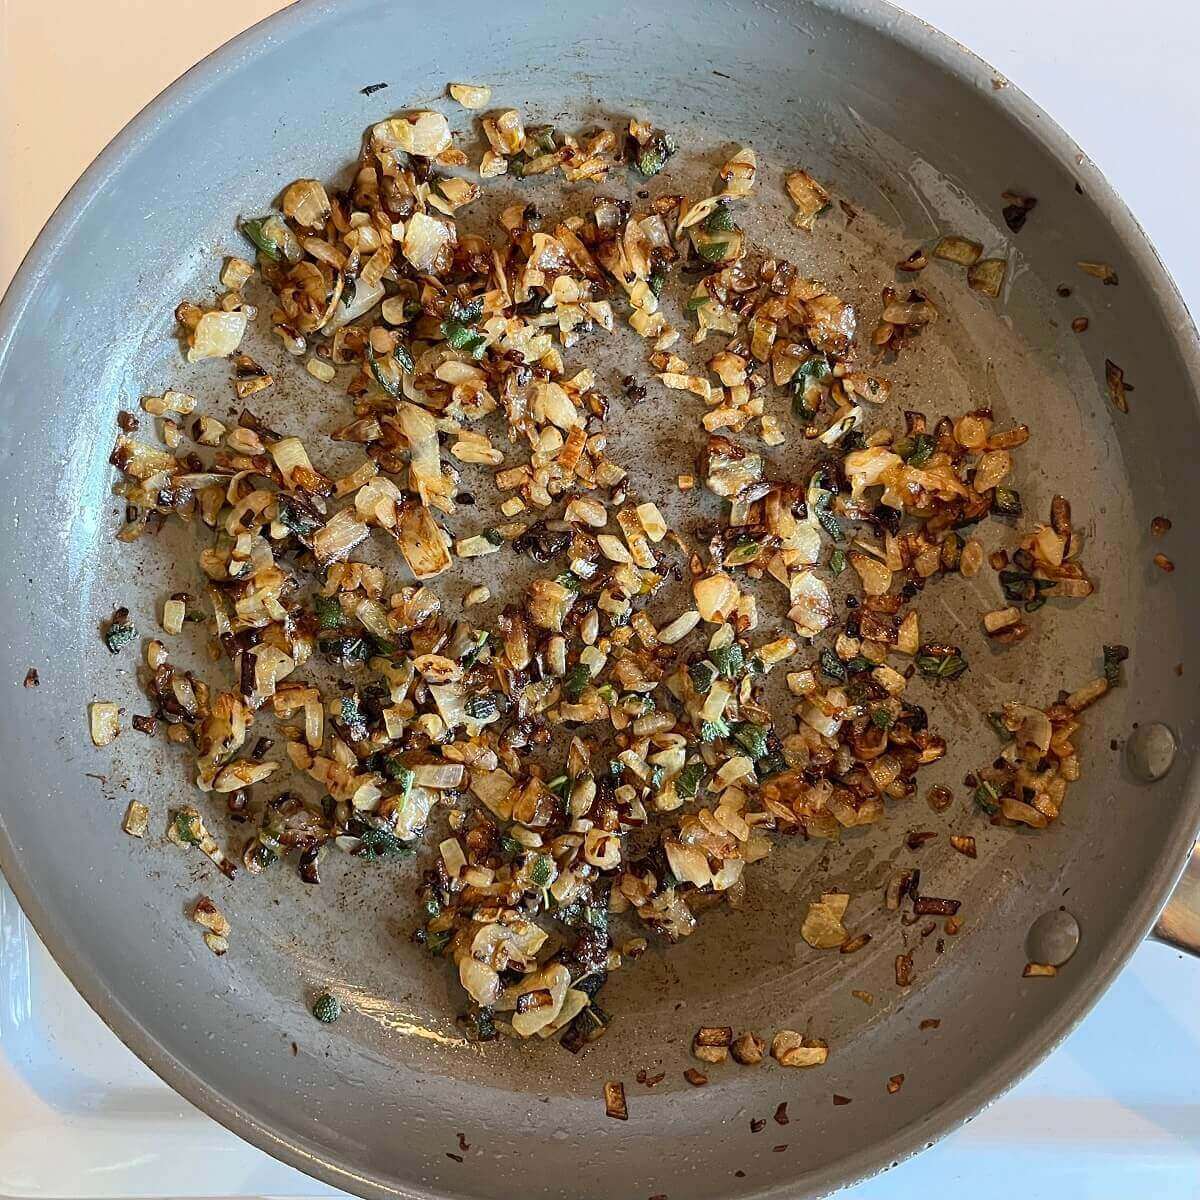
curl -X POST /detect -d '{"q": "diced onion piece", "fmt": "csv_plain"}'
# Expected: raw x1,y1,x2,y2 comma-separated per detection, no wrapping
932,235,982,266
402,212,453,273
89,702,120,747
187,310,247,361
849,552,892,596
449,82,491,109
785,171,831,230
693,574,739,623
313,509,369,565
802,892,850,948
398,504,452,580
968,258,1007,298
281,179,331,229
440,836,467,879
373,111,452,157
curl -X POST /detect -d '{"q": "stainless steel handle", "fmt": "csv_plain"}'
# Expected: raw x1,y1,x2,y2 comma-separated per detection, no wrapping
1152,840,1200,955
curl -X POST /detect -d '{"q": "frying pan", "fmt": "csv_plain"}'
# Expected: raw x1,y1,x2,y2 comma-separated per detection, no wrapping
1,1,1198,1196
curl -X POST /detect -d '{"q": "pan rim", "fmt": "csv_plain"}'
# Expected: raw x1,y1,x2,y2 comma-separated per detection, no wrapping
0,1,1197,1197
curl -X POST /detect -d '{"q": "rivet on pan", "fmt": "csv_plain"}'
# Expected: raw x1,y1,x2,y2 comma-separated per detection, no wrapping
1025,908,1080,966
1125,722,1177,783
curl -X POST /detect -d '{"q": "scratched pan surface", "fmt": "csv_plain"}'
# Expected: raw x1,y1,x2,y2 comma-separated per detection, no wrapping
0,1,1198,1197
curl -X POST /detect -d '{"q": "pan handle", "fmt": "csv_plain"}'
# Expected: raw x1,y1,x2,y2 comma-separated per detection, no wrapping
1151,840,1200,956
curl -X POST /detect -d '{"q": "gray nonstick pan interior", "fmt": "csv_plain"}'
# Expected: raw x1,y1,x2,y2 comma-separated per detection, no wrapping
0,2,1197,1198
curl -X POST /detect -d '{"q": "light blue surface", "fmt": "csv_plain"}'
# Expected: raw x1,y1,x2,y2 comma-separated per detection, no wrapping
1,872,1198,1199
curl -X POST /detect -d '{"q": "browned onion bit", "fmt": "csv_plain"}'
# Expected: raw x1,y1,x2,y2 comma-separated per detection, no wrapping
1151,515,1172,537
773,1101,789,1125
603,1081,628,1121
949,834,977,858
913,897,961,916
683,1068,709,1087
22,668,39,688
730,1032,766,1065
895,954,915,987
1023,962,1058,978
839,932,872,955
887,1074,905,1094
1154,553,1175,573
832,1094,852,1106
919,1018,941,1031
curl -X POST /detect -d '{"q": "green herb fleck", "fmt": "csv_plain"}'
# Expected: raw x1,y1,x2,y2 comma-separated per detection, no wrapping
674,762,707,799
870,707,894,730
731,721,769,760
904,433,935,467
987,711,1013,742
699,717,730,743
173,811,201,846
563,664,590,703
685,293,710,312
528,855,554,887
312,992,341,1023
819,648,848,682
440,319,488,359
915,651,969,680
357,826,413,861
830,548,847,575
992,486,1023,517
313,594,344,630
709,643,745,679
240,217,281,261
974,780,1001,815
725,536,763,566
703,204,736,234
366,344,403,399
697,240,730,263
104,619,136,655
465,692,499,722
1103,643,1129,687
688,660,717,695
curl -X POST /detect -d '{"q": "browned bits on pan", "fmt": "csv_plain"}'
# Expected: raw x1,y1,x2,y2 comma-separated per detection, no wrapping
1105,358,1130,412
1050,494,1072,539
852,990,874,1005
683,1068,709,1087
636,1069,666,1088
22,668,39,688
772,1145,788,1153
116,409,139,432
1071,316,1089,333
1151,515,1172,537
914,896,961,917
693,1026,732,1064
840,932,872,955
832,1094,852,1106
730,1031,766,1065
927,785,953,813
896,247,928,272
949,835,977,858
944,916,962,936
1154,553,1175,573
919,1018,942,1031
895,954,915,987
1001,191,1037,233
457,1132,470,1153
887,1074,905,1094
905,830,937,850
1077,260,1119,285
750,1118,766,1133
604,1080,628,1120
773,1101,789,1125
131,713,158,735
1023,962,1058,978
989,549,1009,571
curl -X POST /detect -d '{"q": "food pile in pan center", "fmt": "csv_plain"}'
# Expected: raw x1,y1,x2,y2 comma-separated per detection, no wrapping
99,88,1121,1053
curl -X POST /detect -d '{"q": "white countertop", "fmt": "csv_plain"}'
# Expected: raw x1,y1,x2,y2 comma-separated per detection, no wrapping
1,2,1197,1197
